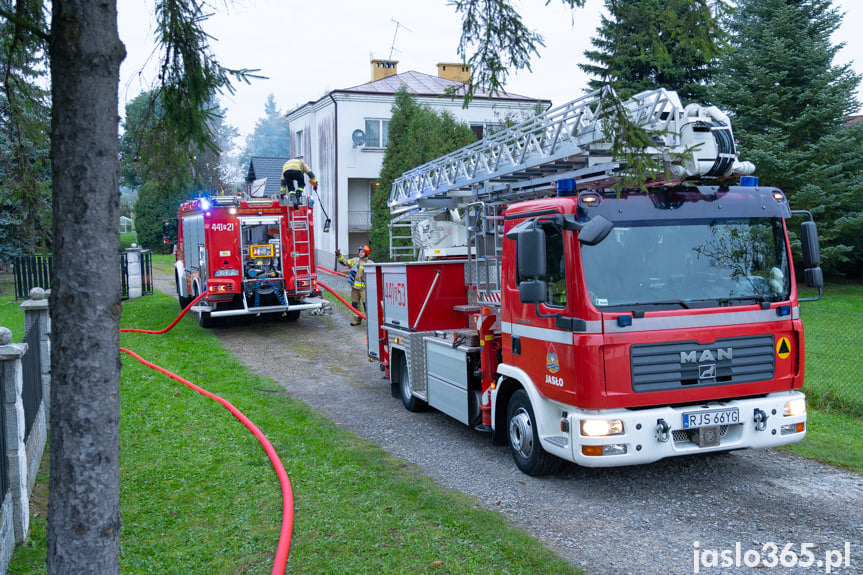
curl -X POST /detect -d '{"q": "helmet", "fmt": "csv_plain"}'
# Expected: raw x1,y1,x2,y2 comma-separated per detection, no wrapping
360,245,370,254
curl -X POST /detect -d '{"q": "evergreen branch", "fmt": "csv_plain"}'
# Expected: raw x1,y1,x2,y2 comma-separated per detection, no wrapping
0,2,49,42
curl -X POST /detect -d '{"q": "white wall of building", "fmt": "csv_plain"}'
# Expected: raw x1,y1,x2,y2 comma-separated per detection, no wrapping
287,88,546,263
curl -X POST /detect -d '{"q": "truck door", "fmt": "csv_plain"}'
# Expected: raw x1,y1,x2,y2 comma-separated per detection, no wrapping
509,220,579,405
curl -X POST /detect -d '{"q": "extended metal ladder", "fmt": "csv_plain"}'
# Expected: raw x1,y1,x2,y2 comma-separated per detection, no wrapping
389,87,754,216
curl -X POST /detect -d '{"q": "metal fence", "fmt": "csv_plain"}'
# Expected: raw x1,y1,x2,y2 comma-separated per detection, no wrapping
14,252,153,301
801,305,863,419
13,255,51,300
21,320,42,441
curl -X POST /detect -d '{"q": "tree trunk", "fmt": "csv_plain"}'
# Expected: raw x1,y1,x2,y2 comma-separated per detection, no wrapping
47,1,125,572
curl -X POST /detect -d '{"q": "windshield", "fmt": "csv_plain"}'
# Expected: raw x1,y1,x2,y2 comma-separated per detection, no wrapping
581,218,791,309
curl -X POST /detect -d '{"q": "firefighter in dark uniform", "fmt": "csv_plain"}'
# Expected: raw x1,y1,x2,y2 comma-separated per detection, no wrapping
336,245,372,326
280,158,318,208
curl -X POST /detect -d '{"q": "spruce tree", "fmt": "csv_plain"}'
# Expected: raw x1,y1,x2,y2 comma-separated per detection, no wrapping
580,0,724,102
714,0,863,277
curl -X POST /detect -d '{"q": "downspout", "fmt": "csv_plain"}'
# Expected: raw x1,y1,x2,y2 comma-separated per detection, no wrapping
329,91,339,270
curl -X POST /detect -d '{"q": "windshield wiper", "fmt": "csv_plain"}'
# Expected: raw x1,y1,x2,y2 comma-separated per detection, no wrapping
717,295,769,306
629,299,691,309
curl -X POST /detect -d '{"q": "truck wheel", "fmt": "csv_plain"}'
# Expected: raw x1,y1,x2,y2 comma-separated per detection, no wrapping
506,390,559,476
176,272,192,309
193,286,214,328
399,358,426,412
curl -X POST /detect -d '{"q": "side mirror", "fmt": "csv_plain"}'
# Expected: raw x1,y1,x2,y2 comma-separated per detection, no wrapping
162,219,178,244
516,226,547,304
804,267,823,290
800,220,820,269
517,227,546,278
578,215,613,246
518,278,548,304
793,212,823,302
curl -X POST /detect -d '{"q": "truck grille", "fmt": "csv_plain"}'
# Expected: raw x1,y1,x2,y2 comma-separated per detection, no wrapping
630,335,775,393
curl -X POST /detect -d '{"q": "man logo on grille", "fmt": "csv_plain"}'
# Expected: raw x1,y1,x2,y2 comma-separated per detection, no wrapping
680,347,733,364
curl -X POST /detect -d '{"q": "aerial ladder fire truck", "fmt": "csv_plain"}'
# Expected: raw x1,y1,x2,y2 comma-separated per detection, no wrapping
364,88,823,475
171,191,327,327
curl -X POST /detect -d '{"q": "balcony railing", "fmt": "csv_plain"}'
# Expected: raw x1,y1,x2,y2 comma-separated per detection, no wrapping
348,210,372,231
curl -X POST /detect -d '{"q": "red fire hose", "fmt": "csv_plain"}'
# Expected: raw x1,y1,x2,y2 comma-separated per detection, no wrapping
316,266,367,320
120,293,294,575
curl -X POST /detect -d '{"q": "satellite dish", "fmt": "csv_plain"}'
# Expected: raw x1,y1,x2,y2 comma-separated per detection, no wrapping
352,129,366,147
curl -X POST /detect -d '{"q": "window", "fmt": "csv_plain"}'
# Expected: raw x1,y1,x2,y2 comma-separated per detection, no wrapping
580,218,791,309
365,118,390,148
470,122,504,140
295,130,304,157
542,224,567,307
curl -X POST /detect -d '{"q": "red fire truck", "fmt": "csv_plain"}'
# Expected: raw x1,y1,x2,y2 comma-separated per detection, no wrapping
172,194,327,327
366,89,822,475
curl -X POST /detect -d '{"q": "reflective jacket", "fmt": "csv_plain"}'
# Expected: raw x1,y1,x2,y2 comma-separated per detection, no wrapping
281,158,315,180
338,255,372,289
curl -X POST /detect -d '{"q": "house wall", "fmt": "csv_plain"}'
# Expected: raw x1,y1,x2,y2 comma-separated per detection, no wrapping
287,89,547,263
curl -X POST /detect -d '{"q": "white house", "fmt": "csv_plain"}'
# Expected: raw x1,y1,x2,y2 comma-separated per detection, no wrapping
284,59,551,263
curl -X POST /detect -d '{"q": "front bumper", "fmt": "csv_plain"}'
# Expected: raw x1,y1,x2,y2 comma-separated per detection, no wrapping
552,391,806,468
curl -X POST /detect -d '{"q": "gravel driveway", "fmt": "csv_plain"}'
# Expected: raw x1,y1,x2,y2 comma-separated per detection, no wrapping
157,274,863,575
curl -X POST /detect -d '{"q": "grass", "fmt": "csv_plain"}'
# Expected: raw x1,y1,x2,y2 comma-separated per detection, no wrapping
8,291,580,574
121,232,138,250
798,283,863,418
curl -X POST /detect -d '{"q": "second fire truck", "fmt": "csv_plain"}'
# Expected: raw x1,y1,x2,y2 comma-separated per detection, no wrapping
172,192,327,327
365,88,822,475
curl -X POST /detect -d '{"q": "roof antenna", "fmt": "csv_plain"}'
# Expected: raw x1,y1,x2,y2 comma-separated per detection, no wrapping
389,18,412,60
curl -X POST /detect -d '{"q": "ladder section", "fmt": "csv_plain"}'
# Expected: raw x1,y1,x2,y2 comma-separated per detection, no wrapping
288,207,312,288
466,202,505,307
389,87,755,215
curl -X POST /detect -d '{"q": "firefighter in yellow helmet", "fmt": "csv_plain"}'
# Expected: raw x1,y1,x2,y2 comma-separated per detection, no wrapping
336,245,372,326
280,158,318,209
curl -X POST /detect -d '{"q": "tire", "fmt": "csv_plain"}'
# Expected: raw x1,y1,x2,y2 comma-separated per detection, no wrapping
193,285,214,328
398,358,427,412
506,389,560,476
176,272,192,309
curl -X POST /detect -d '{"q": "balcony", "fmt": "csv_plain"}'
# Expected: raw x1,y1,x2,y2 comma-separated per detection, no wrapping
348,210,372,231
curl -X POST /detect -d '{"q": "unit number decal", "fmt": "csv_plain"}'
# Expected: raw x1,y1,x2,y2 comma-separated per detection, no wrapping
384,280,407,308
211,223,235,232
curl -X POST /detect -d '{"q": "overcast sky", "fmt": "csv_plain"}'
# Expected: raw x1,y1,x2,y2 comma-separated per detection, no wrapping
117,0,863,143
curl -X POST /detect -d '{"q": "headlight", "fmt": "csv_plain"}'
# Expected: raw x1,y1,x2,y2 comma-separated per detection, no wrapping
783,398,806,417
580,419,624,437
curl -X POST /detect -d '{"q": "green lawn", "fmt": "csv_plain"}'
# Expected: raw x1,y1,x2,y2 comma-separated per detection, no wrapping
8,291,579,574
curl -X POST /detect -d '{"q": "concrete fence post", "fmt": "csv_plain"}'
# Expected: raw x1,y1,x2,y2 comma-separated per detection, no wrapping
0,327,29,543
126,246,143,299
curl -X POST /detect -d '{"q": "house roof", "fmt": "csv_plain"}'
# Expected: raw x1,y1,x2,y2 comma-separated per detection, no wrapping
335,70,548,103
246,156,288,196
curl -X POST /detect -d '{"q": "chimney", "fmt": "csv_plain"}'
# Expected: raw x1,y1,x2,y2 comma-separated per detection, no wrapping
437,63,471,83
371,59,399,81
